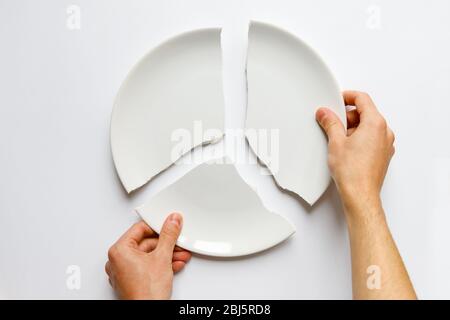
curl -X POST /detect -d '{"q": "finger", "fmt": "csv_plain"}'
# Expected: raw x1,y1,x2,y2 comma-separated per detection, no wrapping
105,261,111,276
139,238,158,252
173,250,192,262
346,109,360,129
343,91,379,119
174,246,185,252
387,128,395,144
172,261,186,273
156,213,183,259
316,107,346,143
118,221,155,247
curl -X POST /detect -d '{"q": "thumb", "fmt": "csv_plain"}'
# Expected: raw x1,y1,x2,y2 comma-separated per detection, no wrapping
156,212,183,258
316,107,345,142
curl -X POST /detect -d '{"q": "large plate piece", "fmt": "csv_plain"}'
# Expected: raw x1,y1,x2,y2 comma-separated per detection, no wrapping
111,28,225,193
246,21,346,205
136,161,295,257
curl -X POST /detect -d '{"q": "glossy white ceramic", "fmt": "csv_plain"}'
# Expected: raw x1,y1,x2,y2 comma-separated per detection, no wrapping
246,21,346,205
137,161,295,257
111,28,225,193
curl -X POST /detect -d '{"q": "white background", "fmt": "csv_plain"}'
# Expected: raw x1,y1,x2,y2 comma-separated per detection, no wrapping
1,0,449,299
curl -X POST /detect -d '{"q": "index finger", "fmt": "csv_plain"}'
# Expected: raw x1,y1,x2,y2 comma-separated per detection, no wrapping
117,221,155,247
343,91,379,119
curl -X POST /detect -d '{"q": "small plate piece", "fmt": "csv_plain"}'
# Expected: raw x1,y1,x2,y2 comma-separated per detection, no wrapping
136,161,295,257
246,21,346,205
111,28,225,193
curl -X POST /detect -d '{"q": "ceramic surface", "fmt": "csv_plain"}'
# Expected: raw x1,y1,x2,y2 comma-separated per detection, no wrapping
246,21,346,205
137,162,295,257
111,28,225,193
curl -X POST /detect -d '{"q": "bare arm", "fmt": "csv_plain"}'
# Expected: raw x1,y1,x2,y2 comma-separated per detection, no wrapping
316,91,416,299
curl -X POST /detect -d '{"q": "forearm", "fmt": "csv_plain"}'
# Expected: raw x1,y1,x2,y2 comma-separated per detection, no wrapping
343,196,417,300
318,91,415,299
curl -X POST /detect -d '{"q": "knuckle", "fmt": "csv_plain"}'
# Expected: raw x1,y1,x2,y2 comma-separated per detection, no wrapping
388,129,395,142
360,91,370,99
161,226,178,239
358,91,375,106
373,116,387,129
325,120,340,135
327,157,338,172
326,120,337,130
107,245,120,261
133,221,145,232
327,152,341,168
358,91,371,102
104,262,111,275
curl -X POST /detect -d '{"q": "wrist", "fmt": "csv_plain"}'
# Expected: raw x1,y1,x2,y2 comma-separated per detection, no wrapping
340,191,385,227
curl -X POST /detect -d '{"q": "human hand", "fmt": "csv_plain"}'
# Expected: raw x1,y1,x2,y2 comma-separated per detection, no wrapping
105,213,191,300
316,91,395,217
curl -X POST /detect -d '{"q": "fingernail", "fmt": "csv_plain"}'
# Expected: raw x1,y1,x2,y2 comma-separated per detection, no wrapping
169,212,182,227
316,108,327,123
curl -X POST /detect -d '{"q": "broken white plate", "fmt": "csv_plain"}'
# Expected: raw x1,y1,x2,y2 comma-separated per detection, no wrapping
136,161,295,257
111,28,225,193
246,21,346,205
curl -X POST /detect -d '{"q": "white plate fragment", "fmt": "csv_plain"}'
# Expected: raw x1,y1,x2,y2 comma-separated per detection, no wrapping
136,161,295,257
111,28,225,193
246,21,346,205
